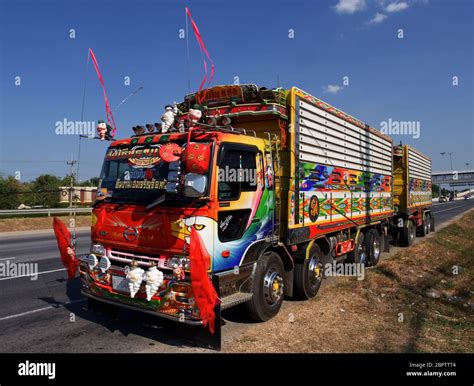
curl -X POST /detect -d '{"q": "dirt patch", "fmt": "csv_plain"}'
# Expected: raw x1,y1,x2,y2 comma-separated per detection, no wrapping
224,211,474,353
0,215,91,232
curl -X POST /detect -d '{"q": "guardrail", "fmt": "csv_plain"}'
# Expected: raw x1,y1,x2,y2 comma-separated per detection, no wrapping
0,208,93,217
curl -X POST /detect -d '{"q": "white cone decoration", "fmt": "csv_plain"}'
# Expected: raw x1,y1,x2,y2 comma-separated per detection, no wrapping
126,265,145,298
144,266,164,301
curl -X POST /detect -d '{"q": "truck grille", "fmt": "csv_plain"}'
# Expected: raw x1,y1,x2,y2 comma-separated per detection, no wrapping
108,248,172,270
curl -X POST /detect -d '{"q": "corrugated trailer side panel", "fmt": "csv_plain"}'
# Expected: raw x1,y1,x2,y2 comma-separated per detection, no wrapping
407,145,432,208
287,88,393,243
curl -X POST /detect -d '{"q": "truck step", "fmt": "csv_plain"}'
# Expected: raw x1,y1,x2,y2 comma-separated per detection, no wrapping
221,292,253,310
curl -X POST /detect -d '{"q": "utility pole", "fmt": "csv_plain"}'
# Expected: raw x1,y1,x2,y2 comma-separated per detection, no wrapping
66,159,77,208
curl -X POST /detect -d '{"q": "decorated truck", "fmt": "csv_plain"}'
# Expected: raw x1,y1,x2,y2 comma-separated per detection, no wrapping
392,144,434,246
68,84,433,348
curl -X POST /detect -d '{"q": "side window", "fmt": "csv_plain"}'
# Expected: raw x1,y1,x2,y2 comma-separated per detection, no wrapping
218,210,251,242
218,148,257,200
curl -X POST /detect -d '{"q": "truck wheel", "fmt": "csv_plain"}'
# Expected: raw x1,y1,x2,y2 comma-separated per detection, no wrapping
347,233,367,265
425,213,431,234
245,251,285,322
417,214,429,237
294,245,323,300
429,215,435,232
366,229,382,266
401,220,416,246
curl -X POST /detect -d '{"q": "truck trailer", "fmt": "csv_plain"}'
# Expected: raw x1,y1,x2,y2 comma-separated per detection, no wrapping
77,84,434,347
392,143,434,246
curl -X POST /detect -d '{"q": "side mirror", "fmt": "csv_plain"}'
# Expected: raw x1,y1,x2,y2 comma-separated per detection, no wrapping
184,173,207,197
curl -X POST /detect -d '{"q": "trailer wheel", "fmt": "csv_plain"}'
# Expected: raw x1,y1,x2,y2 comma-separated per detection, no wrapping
417,214,429,237
429,215,435,232
347,233,367,265
366,229,382,266
294,245,323,300
401,219,416,246
245,251,285,322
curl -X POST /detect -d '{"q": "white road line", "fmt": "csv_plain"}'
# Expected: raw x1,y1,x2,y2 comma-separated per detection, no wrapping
0,257,15,261
0,267,66,281
432,205,465,214
0,299,86,321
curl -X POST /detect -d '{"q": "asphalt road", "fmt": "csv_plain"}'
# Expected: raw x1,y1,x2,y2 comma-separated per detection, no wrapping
0,199,472,352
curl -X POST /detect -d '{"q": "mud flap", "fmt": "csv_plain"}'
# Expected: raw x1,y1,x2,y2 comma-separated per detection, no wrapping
193,275,222,351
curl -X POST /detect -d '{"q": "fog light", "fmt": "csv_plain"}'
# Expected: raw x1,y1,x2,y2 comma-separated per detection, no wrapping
99,256,111,273
87,254,98,270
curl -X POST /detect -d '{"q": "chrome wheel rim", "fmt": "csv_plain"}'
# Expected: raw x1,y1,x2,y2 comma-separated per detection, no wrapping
263,268,284,305
373,238,381,259
308,256,322,288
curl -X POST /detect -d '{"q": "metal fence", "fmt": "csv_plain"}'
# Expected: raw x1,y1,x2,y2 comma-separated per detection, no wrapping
0,208,92,217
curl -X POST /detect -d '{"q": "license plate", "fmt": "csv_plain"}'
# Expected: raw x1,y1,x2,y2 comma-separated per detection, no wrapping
112,275,130,294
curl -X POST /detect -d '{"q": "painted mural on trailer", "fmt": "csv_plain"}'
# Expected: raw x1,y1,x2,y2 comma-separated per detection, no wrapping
295,162,393,226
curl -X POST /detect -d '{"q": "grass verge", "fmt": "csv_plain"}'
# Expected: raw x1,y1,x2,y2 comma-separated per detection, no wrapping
225,210,474,353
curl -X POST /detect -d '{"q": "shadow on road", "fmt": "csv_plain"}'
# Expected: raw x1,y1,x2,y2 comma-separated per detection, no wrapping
37,277,219,351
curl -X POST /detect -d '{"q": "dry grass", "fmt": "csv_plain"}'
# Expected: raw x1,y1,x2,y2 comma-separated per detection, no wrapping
0,215,91,232
225,211,474,353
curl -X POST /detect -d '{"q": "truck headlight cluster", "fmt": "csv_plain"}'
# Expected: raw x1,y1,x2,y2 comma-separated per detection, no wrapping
170,256,190,271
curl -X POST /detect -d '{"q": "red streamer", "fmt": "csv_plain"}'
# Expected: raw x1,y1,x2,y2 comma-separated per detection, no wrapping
185,7,215,104
89,48,117,137
53,217,78,279
189,227,220,333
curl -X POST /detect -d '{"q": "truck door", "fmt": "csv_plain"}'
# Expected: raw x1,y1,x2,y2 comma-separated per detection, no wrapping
213,143,266,272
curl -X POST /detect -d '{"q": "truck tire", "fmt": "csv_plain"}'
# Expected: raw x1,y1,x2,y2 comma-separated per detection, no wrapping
429,215,435,232
401,219,416,247
425,213,431,234
417,214,429,237
366,229,382,266
293,245,323,300
245,251,285,322
347,233,367,265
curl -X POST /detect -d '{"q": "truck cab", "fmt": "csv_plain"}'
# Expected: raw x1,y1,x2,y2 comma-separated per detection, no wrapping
80,118,290,327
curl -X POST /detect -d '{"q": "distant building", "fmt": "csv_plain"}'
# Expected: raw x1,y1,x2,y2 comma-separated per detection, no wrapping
59,186,97,204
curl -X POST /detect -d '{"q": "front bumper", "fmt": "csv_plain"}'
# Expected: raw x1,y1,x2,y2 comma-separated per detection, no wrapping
82,290,203,326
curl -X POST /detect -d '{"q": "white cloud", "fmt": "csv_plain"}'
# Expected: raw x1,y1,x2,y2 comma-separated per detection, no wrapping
386,2,409,12
368,12,388,24
334,0,367,14
323,85,345,94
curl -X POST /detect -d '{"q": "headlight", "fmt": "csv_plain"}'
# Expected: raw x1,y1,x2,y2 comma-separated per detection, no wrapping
91,244,106,256
99,256,111,273
170,256,190,270
81,253,99,271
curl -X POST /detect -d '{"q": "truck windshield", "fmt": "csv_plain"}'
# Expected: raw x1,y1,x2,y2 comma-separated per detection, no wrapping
97,142,195,205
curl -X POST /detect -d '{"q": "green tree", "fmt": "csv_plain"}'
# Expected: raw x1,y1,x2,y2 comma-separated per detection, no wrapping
0,176,22,209
31,174,62,208
80,177,100,187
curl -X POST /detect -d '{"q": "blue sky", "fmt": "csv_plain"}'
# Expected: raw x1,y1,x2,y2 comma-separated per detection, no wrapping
0,0,472,181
